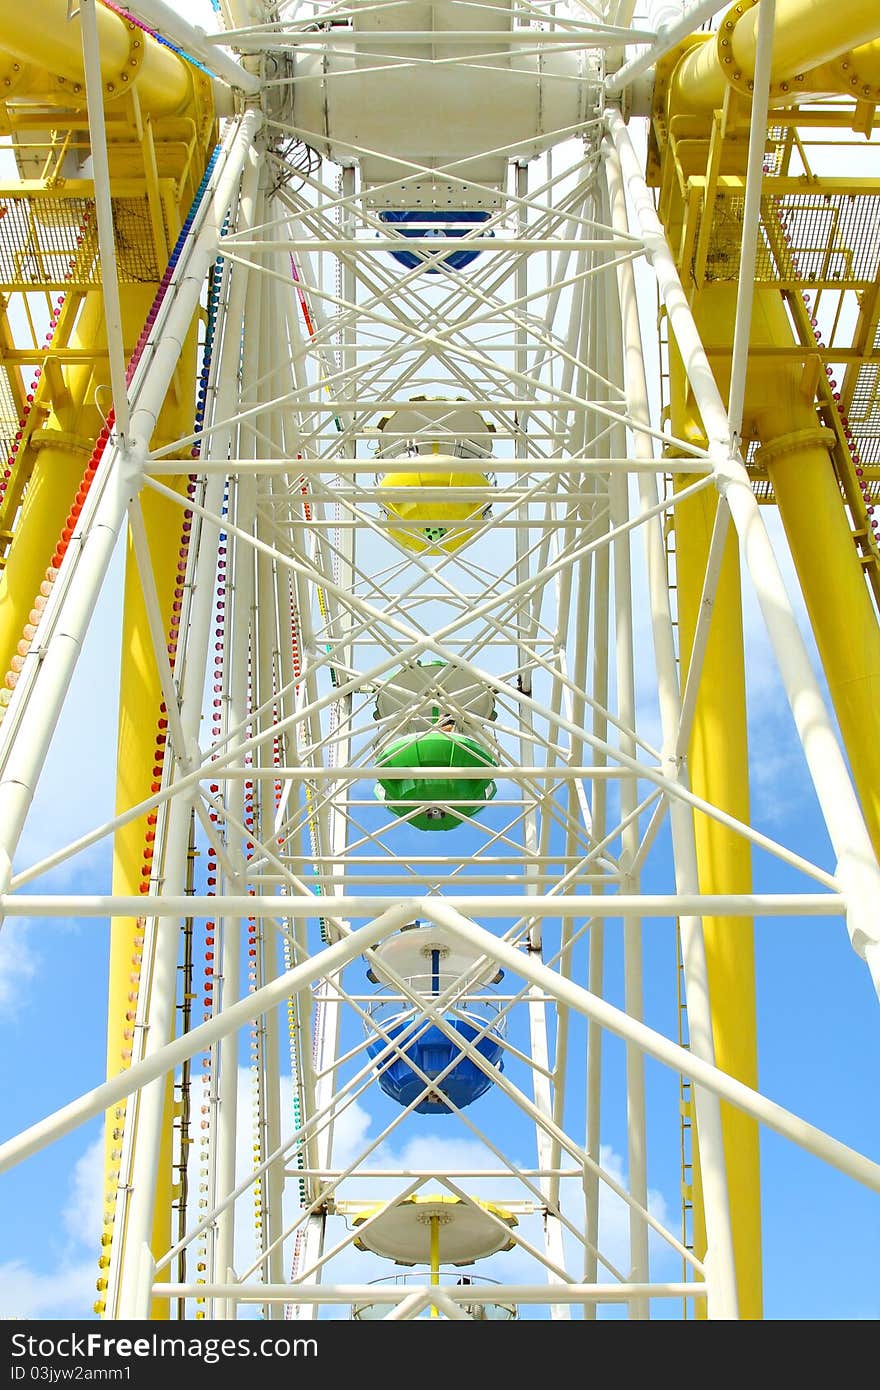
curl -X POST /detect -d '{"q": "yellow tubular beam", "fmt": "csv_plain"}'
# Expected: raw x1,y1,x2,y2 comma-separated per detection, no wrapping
0,288,152,682
761,453,880,850
430,1215,440,1318
0,7,215,1313
670,0,880,114
669,345,762,1322
689,286,880,855
107,388,198,1323
0,1,193,115
107,479,192,1320
738,290,880,852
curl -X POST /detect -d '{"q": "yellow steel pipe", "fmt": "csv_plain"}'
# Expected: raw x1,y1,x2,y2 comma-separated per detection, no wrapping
0,1,193,114
689,286,880,854
731,289,880,852
669,337,762,1319
669,0,880,113
0,288,154,684
0,0,215,1310
104,315,198,1315
673,481,762,1322
430,1214,440,1318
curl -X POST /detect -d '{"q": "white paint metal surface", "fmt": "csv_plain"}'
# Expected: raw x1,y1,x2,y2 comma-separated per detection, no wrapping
1,0,878,1326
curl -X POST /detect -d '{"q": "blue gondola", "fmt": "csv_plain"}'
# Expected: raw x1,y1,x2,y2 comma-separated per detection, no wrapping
378,210,493,272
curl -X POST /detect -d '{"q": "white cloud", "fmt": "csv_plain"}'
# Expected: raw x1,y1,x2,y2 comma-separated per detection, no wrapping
0,1131,106,1320
595,1141,677,1278
0,1051,680,1323
0,1260,97,1321
0,919,37,1017
62,1136,105,1247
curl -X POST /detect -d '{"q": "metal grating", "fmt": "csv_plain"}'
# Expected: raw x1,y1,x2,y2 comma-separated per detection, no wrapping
0,193,165,289
694,191,880,289
0,363,20,466
744,436,880,503
849,358,880,465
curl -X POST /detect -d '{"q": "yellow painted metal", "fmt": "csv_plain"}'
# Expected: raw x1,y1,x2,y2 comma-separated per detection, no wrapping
732,287,880,852
765,436,880,852
377,469,493,553
669,341,762,1318
0,1,193,116
107,456,195,1320
0,4,216,1316
430,1214,440,1318
654,11,880,1312
669,0,880,114
0,290,147,681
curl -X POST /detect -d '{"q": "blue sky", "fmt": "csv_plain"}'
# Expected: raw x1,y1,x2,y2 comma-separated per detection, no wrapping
0,0,878,1324
1,499,877,1321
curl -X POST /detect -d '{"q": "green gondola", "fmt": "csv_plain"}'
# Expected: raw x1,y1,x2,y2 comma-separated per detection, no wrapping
375,729,498,831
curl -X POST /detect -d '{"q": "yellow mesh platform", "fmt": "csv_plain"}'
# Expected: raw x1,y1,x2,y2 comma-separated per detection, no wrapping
0,191,166,289
691,190,880,290
0,362,20,463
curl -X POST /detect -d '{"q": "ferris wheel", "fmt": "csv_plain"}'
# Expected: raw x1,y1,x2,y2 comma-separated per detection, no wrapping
0,0,879,1323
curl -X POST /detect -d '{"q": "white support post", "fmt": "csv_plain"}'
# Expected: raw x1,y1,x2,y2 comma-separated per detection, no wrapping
603,135,739,1320
0,907,416,1176
607,106,880,998
599,171,650,1318
0,111,262,897
79,0,130,442
727,0,776,443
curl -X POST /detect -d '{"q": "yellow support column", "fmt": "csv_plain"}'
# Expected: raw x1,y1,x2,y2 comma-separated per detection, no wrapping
0,288,150,682
690,284,880,854
743,291,880,855
104,351,199,1318
670,345,762,1321
762,439,880,851
105,487,191,1320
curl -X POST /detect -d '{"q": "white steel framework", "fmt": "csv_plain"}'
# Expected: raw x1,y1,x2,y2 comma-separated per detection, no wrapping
0,0,879,1324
